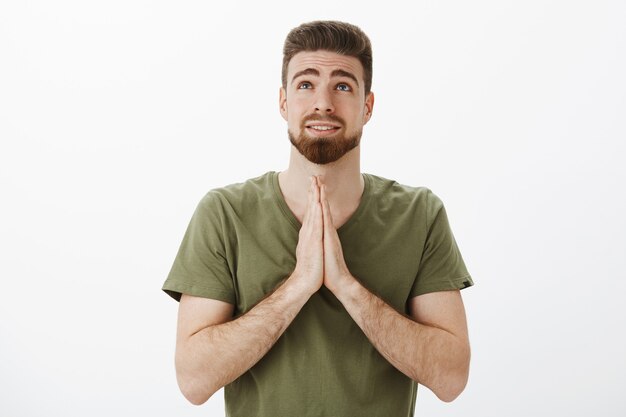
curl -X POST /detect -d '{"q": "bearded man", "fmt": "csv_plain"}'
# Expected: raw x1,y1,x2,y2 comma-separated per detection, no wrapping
163,20,474,417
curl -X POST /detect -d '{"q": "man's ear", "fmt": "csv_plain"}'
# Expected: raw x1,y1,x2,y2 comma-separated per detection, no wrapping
279,87,288,121
363,91,375,125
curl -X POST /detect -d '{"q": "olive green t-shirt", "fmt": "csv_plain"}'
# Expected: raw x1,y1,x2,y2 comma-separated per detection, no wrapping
163,171,473,417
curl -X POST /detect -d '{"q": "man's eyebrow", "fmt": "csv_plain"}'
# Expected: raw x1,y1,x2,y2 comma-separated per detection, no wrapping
291,68,320,84
331,69,359,87
291,68,360,87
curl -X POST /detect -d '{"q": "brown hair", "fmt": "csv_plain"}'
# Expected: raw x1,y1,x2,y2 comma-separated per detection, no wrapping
282,20,373,94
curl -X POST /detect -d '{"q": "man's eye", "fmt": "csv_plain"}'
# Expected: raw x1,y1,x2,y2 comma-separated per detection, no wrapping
298,82,312,89
336,83,351,92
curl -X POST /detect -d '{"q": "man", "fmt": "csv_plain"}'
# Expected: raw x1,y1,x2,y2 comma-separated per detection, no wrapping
162,20,473,416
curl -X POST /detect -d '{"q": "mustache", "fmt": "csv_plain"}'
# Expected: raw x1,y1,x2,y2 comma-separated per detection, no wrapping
300,114,345,126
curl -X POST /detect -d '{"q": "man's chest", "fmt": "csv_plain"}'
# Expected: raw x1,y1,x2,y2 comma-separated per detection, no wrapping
227,220,425,314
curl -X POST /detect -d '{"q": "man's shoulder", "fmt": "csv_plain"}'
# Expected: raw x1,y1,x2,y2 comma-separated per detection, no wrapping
365,172,445,218
196,171,275,212
365,172,435,200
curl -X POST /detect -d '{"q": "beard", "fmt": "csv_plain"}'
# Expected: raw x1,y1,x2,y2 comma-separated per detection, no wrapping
288,114,362,165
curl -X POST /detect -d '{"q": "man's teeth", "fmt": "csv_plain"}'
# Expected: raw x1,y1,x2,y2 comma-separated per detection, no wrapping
309,126,336,131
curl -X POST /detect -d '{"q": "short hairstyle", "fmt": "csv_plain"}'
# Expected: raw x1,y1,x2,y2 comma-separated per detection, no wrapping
282,20,373,94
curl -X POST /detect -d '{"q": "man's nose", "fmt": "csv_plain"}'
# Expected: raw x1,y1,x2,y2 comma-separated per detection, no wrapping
313,88,335,114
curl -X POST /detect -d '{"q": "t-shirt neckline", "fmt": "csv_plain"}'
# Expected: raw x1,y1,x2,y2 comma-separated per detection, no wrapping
270,170,371,234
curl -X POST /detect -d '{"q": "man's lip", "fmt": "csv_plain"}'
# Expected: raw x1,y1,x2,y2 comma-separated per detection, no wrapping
305,125,341,137
305,123,341,128
305,125,341,132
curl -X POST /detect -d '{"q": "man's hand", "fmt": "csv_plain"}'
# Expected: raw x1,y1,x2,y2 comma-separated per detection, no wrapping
175,177,330,405
317,177,354,294
313,177,470,402
290,176,325,296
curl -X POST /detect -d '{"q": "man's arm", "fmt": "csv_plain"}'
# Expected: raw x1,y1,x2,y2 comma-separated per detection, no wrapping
175,277,315,405
174,176,324,405
317,179,471,402
334,283,470,402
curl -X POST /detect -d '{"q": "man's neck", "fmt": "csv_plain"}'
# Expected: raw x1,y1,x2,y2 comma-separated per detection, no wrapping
278,146,365,228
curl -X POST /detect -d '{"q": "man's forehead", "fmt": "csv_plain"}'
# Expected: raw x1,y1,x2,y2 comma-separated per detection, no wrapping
288,50,363,79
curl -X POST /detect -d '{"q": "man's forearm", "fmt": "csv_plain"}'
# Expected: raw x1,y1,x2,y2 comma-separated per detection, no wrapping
176,276,313,405
333,277,470,402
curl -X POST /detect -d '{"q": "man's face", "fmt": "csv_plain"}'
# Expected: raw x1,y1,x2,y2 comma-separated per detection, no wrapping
279,50,374,165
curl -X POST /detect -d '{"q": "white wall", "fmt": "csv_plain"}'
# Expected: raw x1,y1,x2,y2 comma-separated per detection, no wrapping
1,1,624,416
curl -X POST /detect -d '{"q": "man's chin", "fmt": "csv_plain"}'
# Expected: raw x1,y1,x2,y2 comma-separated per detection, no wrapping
288,129,361,165
301,131,339,141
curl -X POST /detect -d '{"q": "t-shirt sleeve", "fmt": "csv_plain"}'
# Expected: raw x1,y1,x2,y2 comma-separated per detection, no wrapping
161,192,236,304
409,190,473,298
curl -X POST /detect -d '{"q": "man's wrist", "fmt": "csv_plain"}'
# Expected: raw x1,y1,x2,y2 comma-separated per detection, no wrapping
327,273,361,302
286,271,320,299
